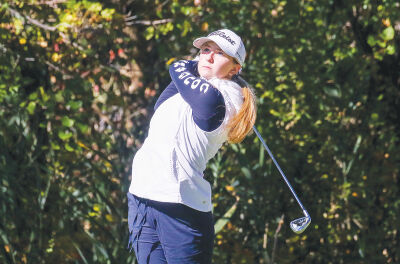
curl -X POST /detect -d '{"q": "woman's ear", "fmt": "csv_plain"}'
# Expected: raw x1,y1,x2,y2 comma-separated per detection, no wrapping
228,64,241,78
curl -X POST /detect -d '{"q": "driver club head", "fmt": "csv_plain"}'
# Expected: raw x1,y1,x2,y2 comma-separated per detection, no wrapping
290,216,311,234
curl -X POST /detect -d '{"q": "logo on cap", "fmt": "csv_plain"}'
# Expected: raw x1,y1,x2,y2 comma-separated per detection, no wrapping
235,51,242,62
208,31,236,46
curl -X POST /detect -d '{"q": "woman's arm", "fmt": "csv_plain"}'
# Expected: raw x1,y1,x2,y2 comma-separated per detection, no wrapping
169,60,226,132
154,60,200,111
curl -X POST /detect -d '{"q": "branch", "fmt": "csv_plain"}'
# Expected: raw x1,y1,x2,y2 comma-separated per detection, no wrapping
24,0,67,7
38,0,67,6
263,223,268,249
271,214,284,264
124,13,137,22
8,7,57,31
45,61,72,78
126,18,173,26
7,7,85,52
347,6,373,54
352,218,363,229
262,223,272,263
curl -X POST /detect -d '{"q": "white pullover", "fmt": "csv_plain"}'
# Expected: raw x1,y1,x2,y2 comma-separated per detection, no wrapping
129,61,243,212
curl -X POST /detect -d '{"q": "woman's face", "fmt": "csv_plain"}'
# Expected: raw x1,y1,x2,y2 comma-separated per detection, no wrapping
197,41,241,80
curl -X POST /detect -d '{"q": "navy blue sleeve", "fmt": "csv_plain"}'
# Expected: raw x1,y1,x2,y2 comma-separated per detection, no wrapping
169,60,226,132
154,60,199,111
154,81,178,111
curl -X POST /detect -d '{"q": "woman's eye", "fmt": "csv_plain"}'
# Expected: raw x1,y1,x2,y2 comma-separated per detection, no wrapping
217,51,224,55
202,48,211,53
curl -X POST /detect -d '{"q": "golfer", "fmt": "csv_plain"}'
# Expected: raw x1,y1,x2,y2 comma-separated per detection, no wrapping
127,29,256,263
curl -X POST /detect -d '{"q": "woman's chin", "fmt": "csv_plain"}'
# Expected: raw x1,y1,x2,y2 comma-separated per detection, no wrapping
200,74,213,80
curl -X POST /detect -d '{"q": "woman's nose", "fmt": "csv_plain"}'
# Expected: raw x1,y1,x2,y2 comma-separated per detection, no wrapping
206,51,214,62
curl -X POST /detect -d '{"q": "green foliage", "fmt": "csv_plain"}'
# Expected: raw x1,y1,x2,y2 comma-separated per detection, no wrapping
1,0,399,263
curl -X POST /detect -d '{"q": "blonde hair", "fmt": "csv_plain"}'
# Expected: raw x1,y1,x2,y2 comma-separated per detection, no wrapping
226,76,257,143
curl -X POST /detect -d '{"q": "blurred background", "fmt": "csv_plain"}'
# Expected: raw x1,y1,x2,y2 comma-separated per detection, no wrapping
0,0,399,263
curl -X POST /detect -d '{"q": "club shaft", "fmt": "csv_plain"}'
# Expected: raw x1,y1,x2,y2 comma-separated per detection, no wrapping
253,126,307,214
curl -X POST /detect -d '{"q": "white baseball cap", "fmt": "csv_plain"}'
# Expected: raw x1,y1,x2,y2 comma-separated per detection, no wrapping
193,29,246,66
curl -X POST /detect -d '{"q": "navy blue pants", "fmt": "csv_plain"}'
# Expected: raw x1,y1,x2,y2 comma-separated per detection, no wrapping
127,193,214,264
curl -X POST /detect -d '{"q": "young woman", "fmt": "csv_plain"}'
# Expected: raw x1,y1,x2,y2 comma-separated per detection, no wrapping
127,29,256,264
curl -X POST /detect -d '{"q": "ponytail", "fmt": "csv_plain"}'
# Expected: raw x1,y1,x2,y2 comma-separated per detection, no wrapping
226,76,257,144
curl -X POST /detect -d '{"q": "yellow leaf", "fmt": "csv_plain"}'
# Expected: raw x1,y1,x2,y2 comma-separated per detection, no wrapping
382,18,391,27
201,22,209,32
64,14,74,23
88,212,97,217
77,141,90,150
19,38,26,45
93,204,101,212
13,18,24,35
52,53,61,62
106,214,113,222
225,186,234,192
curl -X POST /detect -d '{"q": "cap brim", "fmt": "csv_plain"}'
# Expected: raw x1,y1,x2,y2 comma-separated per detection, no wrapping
193,37,237,60
193,37,212,49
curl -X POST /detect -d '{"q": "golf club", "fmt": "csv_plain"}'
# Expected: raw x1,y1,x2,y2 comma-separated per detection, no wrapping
253,126,311,234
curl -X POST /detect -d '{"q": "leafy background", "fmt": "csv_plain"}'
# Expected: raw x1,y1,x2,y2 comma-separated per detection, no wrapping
0,0,399,263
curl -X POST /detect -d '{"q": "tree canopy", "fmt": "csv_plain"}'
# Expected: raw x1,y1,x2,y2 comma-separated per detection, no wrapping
0,0,399,263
